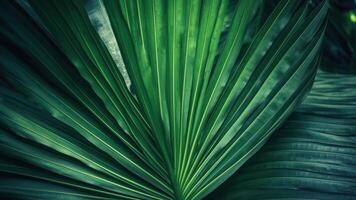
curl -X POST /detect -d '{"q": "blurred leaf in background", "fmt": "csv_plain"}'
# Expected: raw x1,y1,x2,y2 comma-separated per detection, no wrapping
321,0,356,73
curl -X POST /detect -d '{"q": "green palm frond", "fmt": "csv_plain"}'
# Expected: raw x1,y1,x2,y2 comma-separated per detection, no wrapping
209,70,356,199
0,0,327,199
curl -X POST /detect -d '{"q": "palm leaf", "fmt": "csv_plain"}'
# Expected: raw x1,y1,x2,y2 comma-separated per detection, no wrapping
0,0,327,199
209,70,356,199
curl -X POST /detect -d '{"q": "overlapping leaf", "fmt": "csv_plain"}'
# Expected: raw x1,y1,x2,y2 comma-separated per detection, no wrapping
209,70,356,199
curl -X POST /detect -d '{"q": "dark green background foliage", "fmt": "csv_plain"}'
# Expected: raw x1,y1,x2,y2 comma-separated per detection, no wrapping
0,0,355,199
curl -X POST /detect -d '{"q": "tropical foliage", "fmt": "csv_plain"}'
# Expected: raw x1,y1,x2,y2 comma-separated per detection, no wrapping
0,0,354,199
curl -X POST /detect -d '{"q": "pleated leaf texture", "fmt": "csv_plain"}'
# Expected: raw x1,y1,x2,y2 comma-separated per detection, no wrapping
0,0,328,199
209,70,356,199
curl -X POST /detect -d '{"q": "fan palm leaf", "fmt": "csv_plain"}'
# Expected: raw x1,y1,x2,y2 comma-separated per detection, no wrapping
0,0,328,199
